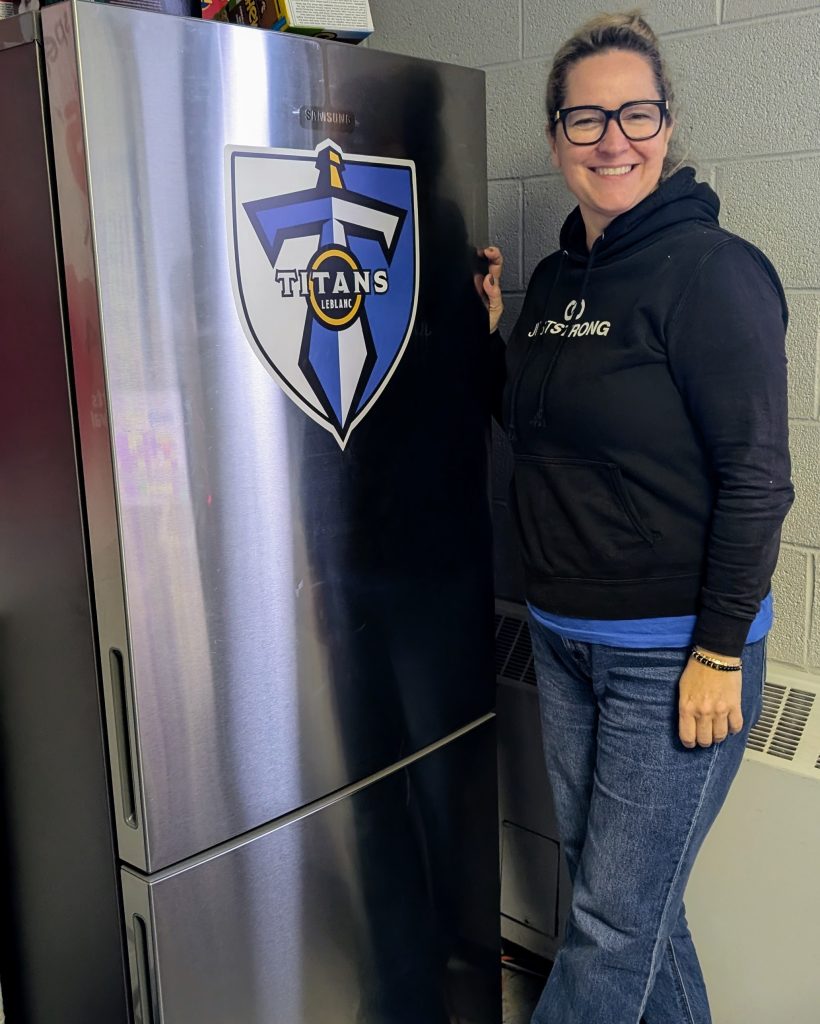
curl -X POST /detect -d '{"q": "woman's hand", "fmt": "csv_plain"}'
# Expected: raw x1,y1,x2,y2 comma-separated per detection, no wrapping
478,246,504,333
678,650,743,748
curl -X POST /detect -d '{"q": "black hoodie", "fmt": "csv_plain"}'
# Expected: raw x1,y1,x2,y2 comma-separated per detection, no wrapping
501,167,794,656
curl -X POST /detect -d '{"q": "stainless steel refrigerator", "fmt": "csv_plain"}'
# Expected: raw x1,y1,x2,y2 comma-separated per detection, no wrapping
0,4,499,1022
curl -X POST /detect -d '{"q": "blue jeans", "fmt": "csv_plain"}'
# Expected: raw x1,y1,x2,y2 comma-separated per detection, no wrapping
528,620,765,1024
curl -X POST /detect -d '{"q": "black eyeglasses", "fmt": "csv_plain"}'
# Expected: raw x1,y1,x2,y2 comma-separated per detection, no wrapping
554,100,669,145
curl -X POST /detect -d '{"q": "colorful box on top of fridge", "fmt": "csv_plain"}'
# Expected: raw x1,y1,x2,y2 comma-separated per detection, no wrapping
259,0,373,41
201,0,230,19
208,0,266,26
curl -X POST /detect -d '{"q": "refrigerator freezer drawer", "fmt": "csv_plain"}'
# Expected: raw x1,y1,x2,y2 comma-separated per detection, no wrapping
44,1,494,872
121,719,500,1024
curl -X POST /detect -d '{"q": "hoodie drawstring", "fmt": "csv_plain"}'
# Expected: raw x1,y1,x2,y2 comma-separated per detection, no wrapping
529,234,602,429
507,254,567,442
529,336,567,429
578,231,601,303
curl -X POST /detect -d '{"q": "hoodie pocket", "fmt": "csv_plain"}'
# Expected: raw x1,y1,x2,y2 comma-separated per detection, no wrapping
511,456,655,579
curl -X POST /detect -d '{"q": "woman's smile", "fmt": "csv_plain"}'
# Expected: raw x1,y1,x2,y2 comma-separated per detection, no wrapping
592,164,637,176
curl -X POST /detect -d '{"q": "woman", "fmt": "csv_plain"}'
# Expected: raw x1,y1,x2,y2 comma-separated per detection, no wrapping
481,11,793,1024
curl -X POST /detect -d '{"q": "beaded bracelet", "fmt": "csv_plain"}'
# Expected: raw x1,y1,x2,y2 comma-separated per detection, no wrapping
690,647,742,672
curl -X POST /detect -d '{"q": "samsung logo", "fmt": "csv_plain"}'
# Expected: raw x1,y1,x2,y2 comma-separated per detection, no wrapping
300,107,355,132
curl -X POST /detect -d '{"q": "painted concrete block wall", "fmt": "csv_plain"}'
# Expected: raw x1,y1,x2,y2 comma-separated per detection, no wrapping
368,1,820,677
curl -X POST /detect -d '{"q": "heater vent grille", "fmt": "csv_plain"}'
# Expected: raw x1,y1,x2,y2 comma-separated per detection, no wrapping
494,613,537,686
748,684,815,761
747,683,786,752
495,615,522,672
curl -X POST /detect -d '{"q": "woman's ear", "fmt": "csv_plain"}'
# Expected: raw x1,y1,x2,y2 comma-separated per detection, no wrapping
547,127,560,169
660,119,674,165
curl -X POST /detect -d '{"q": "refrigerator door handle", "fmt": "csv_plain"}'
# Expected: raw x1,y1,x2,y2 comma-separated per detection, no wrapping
132,913,157,1024
109,648,138,829
122,871,160,1023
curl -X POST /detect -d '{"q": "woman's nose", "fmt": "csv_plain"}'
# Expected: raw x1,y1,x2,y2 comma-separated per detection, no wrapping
597,116,630,153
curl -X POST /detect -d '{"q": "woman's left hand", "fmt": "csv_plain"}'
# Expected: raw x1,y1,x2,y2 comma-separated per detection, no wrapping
477,246,504,333
678,652,743,748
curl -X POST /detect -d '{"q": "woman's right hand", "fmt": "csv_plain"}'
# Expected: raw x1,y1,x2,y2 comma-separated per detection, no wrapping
480,246,504,333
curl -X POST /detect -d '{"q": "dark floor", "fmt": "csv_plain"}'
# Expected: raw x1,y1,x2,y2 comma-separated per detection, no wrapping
0,964,545,1024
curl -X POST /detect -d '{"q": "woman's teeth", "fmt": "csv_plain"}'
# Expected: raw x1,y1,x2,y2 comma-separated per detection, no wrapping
594,165,634,176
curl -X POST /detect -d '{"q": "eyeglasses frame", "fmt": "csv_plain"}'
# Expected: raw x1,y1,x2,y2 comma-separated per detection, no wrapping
554,99,670,145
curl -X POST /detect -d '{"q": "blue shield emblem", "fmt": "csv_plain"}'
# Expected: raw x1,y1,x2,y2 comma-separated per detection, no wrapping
227,140,419,448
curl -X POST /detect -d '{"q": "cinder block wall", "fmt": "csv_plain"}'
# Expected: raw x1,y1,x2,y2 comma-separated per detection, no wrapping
368,0,820,677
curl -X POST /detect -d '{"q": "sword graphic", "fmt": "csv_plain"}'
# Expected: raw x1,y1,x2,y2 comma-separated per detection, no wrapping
244,142,407,440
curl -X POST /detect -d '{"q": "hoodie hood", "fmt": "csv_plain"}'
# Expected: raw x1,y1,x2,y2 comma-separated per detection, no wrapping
559,167,720,263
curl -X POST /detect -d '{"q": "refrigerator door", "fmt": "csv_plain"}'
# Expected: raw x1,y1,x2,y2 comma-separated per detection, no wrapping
44,3,494,873
121,719,500,1024
0,14,130,1024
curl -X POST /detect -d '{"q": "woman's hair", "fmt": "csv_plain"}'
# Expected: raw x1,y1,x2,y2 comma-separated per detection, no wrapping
546,10,682,176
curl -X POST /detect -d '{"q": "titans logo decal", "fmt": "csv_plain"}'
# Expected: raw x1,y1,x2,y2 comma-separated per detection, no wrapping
226,140,419,448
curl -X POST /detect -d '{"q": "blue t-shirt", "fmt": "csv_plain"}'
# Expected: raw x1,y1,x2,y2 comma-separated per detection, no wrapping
528,591,772,650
